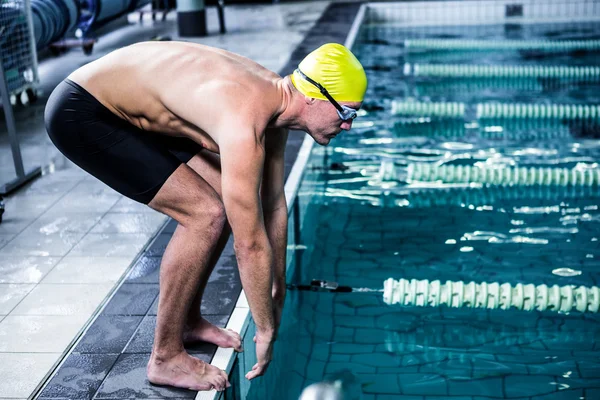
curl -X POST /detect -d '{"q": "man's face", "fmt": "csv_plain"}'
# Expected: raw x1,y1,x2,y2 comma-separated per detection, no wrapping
309,100,362,146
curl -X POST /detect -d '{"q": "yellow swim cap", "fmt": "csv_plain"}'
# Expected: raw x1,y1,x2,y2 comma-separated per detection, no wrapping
291,43,367,102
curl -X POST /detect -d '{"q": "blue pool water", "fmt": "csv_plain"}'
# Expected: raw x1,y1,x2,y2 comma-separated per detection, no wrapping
232,21,600,400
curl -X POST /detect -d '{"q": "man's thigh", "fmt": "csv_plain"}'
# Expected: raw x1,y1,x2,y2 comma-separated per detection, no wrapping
186,151,223,198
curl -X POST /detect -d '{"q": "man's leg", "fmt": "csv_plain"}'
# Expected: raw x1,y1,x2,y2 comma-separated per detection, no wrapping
146,161,230,391
182,152,241,350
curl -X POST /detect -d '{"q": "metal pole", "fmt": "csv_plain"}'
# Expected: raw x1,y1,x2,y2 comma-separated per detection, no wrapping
0,56,26,179
217,0,226,34
0,57,41,195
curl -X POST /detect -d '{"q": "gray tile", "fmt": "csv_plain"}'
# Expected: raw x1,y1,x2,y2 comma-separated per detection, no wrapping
0,233,15,249
144,233,172,257
110,196,159,213
103,284,160,316
0,283,35,314
2,193,63,220
126,256,162,284
74,315,144,354
1,229,86,257
0,353,61,398
94,353,197,398
149,283,240,317
90,213,167,234
208,258,240,285
25,212,103,233
11,283,114,316
0,315,89,352
44,189,120,214
69,233,153,257
38,353,119,399
0,213,35,234
124,316,216,357
0,256,61,283
41,256,131,284
162,219,178,234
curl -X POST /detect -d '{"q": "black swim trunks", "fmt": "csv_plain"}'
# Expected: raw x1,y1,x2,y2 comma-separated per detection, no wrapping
45,79,203,204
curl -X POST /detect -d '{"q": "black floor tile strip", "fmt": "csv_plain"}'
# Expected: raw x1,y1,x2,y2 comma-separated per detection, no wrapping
37,2,363,399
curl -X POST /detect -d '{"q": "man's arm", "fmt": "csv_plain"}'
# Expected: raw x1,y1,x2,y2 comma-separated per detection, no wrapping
219,123,275,339
261,128,289,330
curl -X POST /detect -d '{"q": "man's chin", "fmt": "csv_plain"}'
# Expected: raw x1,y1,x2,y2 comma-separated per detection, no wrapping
314,136,331,146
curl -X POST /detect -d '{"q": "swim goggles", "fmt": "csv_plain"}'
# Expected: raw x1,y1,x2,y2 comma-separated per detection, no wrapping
295,69,358,121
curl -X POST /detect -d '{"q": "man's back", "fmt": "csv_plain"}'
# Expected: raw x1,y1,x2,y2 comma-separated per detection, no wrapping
68,41,283,152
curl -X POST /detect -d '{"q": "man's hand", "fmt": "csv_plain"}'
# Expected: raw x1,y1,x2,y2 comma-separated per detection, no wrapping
245,333,274,380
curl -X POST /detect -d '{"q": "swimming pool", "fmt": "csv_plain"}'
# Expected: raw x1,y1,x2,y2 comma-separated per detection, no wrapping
222,1,600,399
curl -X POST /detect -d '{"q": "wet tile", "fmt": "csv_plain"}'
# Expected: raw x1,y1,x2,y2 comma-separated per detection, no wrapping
126,256,162,284
38,353,119,399
11,283,114,316
69,233,153,257
0,315,89,352
91,213,167,234
94,353,197,398
110,197,159,213
162,218,179,234
0,353,61,398
71,179,119,195
123,315,216,357
208,257,240,285
1,229,86,257
74,315,143,354
149,283,240,317
144,233,173,257
203,314,229,329
102,284,159,316
45,190,121,214
0,256,61,283
0,284,34,314
16,177,80,196
3,193,63,220
0,233,15,248
25,212,103,233
41,256,131,284
0,214,35,234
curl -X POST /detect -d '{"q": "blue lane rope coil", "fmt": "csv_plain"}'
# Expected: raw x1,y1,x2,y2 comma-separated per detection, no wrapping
383,278,600,313
404,39,600,51
391,101,466,118
404,63,600,80
476,103,600,120
406,163,600,187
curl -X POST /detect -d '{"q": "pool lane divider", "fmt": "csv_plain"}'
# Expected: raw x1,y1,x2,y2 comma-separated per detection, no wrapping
406,163,600,187
403,38,600,51
383,278,600,313
404,63,600,80
391,100,600,121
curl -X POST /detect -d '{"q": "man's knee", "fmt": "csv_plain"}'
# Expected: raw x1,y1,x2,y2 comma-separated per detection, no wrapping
184,198,226,234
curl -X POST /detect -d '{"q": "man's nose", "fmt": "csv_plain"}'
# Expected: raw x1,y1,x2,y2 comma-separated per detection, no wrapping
341,120,353,130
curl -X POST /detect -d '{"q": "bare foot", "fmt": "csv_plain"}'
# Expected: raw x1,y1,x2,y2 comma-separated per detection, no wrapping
147,351,230,391
184,317,243,352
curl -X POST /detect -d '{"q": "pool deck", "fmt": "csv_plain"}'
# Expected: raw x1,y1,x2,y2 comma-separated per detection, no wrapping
0,2,359,398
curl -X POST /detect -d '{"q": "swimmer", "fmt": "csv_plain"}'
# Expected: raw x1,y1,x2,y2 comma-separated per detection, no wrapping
44,41,367,391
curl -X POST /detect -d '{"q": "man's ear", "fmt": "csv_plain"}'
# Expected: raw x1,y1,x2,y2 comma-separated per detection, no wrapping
304,96,316,105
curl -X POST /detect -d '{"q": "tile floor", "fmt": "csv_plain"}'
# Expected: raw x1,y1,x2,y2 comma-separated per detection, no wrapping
0,2,330,398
